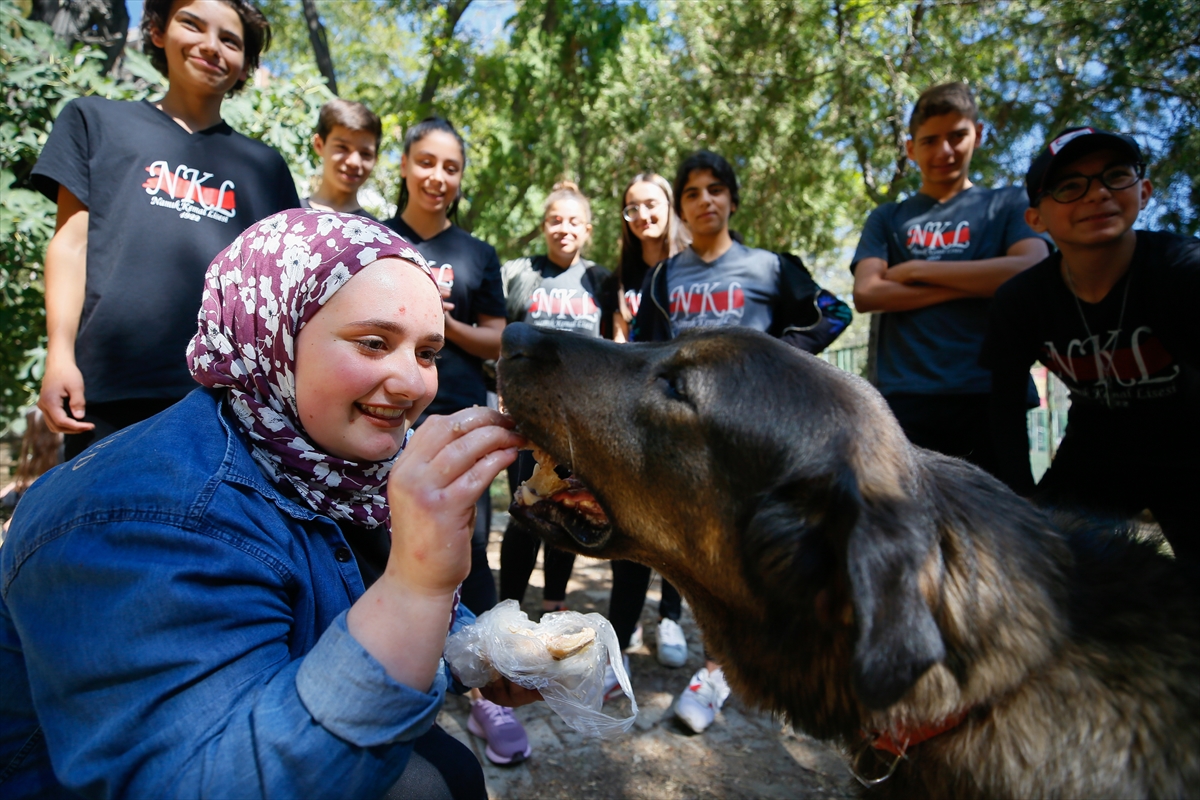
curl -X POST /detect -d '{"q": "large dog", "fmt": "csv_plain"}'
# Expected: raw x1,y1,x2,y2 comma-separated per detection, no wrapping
496,322,1199,799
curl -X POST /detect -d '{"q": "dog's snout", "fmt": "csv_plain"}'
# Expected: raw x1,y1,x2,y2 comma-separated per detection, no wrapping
500,322,548,361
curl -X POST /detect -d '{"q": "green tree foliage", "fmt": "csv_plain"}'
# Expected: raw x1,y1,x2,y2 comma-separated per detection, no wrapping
270,0,1197,273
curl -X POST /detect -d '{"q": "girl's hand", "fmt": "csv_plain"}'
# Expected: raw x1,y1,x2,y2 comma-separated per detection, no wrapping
384,408,523,596
480,677,543,708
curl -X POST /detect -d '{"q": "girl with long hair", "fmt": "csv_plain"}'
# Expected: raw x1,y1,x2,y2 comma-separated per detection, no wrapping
603,174,691,701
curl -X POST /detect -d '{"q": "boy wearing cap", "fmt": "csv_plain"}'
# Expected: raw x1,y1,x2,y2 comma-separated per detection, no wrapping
982,127,1200,571
851,82,1049,474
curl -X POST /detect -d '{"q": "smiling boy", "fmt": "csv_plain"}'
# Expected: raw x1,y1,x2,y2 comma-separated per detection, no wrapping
32,0,299,459
302,99,381,218
851,83,1049,474
982,127,1200,572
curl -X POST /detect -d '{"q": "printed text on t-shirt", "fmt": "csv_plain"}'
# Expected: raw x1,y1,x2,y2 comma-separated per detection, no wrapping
528,288,598,321
142,160,236,224
669,281,745,326
1041,326,1180,407
906,221,970,258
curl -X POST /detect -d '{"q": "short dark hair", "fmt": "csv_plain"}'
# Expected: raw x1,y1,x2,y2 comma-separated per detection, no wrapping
395,116,467,220
141,0,271,94
908,82,978,135
315,99,382,148
672,150,739,217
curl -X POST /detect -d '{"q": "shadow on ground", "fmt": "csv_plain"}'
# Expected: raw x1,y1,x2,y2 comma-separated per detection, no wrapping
437,511,857,800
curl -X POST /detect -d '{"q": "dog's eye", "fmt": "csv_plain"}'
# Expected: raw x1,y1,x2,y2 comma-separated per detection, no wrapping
657,375,687,402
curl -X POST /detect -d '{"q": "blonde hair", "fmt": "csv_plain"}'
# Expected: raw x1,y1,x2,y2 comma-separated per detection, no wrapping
541,179,592,251
542,180,592,224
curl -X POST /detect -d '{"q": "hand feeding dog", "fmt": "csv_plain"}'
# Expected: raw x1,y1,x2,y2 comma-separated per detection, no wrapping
497,322,1199,800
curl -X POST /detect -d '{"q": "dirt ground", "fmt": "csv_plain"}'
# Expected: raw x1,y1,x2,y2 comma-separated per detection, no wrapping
437,509,858,800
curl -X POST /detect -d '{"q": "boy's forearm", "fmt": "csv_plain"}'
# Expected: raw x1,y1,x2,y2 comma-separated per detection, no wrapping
44,204,89,359
887,255,1037,296
887,239,1049,297
853,280,969,313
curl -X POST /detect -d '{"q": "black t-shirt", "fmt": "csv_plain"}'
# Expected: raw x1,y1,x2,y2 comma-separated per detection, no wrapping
982,230,1200,491
299,197,377,220
384,217,506,415
337,520,390,590
31,97,300,403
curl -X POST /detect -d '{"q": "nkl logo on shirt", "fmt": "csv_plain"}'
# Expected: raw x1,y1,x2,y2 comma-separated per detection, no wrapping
142,160,236,224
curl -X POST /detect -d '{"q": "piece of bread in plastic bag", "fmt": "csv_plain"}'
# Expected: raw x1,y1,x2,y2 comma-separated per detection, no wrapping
444,599,637,738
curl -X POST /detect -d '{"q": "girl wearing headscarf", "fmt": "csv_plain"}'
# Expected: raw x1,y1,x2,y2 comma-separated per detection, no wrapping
0,209,534,799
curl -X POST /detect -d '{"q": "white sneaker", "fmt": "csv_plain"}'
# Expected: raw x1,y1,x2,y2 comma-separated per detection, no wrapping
627,623,644,651
656,618,687,667
602,653,631,702
674,666,730,733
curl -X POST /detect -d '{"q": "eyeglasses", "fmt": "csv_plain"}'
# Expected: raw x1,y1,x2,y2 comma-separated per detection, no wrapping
1040,163,1145,204
622,200,661,222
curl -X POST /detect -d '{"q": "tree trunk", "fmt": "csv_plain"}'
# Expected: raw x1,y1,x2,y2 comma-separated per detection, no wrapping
301,0,338,96
28,0,129,75
416,0,473,115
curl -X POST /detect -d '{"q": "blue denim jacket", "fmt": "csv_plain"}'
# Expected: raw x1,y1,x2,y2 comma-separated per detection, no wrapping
0,388,472,799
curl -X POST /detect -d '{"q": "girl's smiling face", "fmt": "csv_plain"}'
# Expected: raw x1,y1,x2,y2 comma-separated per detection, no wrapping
293,258,444,462
543,197,591,267
400,129,464,218
624,181,670,242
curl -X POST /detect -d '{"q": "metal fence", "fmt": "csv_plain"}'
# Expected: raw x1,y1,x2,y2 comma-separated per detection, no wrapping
819,344,868,378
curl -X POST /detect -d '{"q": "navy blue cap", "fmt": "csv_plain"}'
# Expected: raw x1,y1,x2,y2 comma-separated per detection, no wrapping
1025,127,1142,206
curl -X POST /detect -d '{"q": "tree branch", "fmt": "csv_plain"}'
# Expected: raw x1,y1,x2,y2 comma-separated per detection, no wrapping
302,0,338,95
417,0,473,114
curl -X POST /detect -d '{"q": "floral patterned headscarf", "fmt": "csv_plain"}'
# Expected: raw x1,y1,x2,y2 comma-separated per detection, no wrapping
188,208,435,528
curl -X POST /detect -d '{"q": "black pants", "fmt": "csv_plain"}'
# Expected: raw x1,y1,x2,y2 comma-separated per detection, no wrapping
1036,425,1198,571
64,398,182,461
608,560,682,650
384,724,486,800
885,392,998,476
459,492,497,615
499,451,576,604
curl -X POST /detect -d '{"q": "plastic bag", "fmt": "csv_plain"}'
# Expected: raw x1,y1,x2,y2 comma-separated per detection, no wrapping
444,600,637,739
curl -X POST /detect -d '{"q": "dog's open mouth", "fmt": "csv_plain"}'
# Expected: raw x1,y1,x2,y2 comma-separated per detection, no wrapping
510,445,612,548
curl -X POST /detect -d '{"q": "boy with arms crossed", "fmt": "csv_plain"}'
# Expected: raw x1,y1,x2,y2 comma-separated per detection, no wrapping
851,82,1049,473
302,98,380,219
982,128,1199,573
34,0,298,459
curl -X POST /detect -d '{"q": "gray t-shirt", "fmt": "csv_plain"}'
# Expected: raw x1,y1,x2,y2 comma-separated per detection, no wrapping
664,242,780,337
501,256,605,337
851,185,1041,396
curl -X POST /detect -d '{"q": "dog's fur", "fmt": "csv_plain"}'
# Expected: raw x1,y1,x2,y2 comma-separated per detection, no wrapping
497,323,1200,799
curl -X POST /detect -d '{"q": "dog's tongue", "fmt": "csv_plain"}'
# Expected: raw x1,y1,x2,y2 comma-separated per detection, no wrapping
549,485,610,525
517,447,610,525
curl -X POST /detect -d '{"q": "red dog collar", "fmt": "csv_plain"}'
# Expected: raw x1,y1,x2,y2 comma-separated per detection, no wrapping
866,709,970,757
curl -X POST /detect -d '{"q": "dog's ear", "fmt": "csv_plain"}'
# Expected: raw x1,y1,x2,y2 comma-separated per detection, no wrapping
847,501,945,710
741,465,861,607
